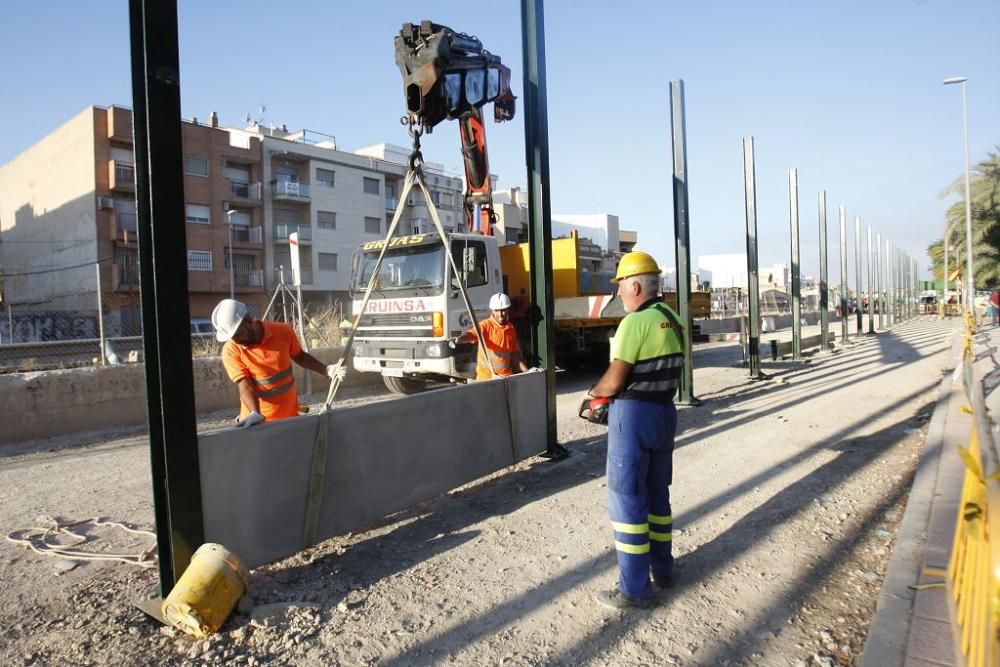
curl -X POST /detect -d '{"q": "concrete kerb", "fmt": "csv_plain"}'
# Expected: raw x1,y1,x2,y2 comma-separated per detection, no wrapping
859,329,965,667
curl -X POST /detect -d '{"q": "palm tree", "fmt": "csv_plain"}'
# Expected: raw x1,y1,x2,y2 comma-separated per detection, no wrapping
928,148,1000,287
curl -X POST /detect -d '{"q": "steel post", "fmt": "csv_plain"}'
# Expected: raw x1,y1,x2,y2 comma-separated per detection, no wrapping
886,240,893,327
129,0,203,593
839,206,849,343
855,216,862,334
742,137,761,379
521,0,557,447
788,169,802,360
96,262,106,365
670,80,696,402
877,232,884,330
867,225,875,334
818,191,829,352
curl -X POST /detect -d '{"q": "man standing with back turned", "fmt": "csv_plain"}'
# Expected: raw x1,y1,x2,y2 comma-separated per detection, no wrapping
588,251,685,609
212,298,344,428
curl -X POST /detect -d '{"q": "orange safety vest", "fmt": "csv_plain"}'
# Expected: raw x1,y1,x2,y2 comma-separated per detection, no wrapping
475,318,520,380
221,321,301,421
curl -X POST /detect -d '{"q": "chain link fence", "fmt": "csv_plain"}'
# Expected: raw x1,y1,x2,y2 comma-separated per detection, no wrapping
0,261,350,374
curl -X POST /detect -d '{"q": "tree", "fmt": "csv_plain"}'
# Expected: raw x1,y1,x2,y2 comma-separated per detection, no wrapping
927,147,1000,287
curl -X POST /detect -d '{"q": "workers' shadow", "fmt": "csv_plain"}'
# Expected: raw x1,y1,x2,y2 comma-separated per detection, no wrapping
363,399,933,666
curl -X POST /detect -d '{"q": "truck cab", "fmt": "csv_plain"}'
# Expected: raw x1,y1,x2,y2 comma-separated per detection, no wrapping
350,232,502,393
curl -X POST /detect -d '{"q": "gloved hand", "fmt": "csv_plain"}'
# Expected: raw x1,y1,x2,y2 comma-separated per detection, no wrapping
326,364,347,381
578,396,610,425
237,410,264,428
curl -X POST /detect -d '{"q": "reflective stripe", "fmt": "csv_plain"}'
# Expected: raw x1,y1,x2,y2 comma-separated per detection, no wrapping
258,381,294,398
649,532,672,542
648,514,672,525
614,540,650,555
611,521,649,535
253,366,293,386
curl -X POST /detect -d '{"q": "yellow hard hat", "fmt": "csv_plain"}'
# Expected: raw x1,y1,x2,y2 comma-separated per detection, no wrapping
611,251,661,283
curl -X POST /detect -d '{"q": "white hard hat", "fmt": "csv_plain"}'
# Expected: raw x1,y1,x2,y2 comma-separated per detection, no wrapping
489,293,512,310
211,299,247,342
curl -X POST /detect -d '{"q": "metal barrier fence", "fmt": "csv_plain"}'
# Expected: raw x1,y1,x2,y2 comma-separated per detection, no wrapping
0,264,348,373
947,312,1000,666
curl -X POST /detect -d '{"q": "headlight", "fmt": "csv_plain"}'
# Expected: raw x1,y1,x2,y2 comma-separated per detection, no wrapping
425,342,451,358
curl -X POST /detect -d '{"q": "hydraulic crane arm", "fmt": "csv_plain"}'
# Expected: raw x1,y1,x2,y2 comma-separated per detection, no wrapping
395,20,516,235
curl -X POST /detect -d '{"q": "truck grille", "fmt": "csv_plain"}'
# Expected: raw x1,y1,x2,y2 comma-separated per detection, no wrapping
358,312,433,327
356,312,434,338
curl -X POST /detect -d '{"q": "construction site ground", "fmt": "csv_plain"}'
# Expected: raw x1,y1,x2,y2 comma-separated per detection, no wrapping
0,316,959,666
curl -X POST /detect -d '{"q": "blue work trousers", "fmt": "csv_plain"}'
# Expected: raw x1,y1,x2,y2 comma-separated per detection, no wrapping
606,398,676,599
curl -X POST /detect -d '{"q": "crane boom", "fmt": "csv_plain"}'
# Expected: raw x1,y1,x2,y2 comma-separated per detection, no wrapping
394,20,516,235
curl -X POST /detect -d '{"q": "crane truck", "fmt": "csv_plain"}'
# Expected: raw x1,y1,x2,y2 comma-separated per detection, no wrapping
346,21,631,394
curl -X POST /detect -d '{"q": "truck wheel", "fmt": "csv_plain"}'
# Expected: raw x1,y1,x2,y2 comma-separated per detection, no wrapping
383,375,431,395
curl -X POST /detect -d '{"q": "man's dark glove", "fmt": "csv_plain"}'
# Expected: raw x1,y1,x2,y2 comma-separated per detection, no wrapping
578,396,610,425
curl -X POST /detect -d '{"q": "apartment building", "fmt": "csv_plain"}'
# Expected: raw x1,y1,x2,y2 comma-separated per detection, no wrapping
0,105,265,340
228,125,466,309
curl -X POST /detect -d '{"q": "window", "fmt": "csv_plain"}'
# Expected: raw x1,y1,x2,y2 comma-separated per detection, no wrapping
317,210,336,229
318,253,338,271
187,250,213,271
450,239,488,287
363,177,380,195
430,190,442,205
185,203,210,224
184,156,209,177
275,166,298,182
364,216,381,234
316,168,335,187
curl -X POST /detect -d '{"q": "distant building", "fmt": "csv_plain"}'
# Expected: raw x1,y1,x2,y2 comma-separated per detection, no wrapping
493,187,638,254
227,125,466,308
0,105,265,339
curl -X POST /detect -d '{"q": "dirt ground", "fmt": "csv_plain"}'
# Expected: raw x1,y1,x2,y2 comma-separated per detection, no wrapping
0,317,957,666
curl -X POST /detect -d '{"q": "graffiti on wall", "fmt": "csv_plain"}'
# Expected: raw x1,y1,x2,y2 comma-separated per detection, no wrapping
0,311,98,343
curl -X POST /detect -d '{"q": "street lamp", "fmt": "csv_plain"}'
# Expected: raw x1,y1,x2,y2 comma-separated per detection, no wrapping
225,208,237,299
943,76,974,320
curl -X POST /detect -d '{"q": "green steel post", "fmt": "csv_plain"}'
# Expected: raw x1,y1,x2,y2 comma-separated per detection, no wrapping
521,0,557,449
130,0,203,593
670,80,696,403
818,191,829,351
742,137,761,379
788,170,802,360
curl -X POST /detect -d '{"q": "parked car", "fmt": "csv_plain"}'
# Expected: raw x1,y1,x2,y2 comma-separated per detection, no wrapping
190,318,215,335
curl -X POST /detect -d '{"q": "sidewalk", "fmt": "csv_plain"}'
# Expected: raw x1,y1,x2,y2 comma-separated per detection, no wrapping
861,321,999,666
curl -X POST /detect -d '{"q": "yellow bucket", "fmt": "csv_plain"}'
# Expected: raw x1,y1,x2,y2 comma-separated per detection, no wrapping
161,543,250,637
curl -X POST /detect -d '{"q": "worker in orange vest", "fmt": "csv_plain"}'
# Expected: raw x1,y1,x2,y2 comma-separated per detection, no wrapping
472,293,530,380
212,298,345,427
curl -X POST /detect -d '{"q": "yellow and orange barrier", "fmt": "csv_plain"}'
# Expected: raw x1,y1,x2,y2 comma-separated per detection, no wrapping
947,310,1000,666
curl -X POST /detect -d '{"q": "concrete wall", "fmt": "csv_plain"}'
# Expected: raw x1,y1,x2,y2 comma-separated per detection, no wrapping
0,347,377,444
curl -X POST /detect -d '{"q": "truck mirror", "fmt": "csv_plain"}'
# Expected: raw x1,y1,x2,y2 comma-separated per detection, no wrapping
463,247,477,274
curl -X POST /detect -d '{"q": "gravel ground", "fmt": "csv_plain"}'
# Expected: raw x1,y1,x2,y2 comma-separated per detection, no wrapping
0,317,957,666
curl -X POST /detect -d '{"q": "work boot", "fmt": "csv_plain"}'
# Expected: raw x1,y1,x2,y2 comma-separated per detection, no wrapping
594,586,652,610
651,571,674,592
539,443,570,460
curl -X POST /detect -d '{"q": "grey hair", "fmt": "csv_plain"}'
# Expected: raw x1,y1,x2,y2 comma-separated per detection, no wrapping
625,274,660,296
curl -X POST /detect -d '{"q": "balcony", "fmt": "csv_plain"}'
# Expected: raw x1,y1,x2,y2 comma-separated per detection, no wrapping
112,258,139,290
271,180,310,201
231,225,263,245
111,210,138,242
230,181,262,203
273,224,312,242
386,196,399,211
234,269,264,289
109,160,135,191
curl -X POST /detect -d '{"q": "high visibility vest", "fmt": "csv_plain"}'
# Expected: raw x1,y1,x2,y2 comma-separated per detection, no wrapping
475,318,520,380
222,321,301,420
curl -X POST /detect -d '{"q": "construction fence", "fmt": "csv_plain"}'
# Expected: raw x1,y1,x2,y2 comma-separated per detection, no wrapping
947,312,1000,666
0,260,350,374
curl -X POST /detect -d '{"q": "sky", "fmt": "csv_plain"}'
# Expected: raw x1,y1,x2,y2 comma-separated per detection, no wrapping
1,0,998,281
